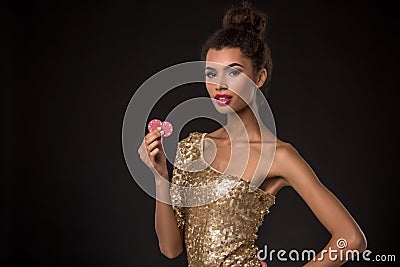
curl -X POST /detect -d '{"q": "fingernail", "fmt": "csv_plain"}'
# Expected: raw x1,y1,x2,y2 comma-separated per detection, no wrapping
160,130,164,136
157,127,162,131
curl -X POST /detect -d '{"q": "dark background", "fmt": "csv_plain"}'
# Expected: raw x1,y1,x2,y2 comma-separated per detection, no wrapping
2,0,399,266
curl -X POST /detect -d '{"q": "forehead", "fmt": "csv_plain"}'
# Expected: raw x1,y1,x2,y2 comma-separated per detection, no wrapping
205,48,252,68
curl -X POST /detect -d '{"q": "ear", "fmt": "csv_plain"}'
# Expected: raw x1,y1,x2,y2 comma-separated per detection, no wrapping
256,68,267,88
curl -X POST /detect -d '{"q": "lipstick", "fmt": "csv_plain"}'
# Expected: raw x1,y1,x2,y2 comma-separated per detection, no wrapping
214,94,233,105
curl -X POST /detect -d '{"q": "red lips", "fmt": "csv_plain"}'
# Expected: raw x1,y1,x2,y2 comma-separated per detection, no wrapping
214,94,233,105
214,94,233,100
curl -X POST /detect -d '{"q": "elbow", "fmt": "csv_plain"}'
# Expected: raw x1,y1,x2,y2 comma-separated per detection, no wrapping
346,230,367,252
160,245,183,259
354,234,368,252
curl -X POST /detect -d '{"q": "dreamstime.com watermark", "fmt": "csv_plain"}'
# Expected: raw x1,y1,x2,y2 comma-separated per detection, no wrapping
257,238,396,263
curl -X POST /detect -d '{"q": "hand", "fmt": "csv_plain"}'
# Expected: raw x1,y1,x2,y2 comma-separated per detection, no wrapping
260,260,268,267
138,127,168,178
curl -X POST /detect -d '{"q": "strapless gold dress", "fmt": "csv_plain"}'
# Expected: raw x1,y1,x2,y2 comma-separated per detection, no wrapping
170,132,275,267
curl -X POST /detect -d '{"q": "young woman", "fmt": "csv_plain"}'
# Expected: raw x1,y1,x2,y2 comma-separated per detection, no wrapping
138,2,367,266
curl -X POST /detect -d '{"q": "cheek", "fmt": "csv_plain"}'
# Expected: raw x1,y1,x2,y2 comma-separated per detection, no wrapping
227,77,256,104
231,90,253,107
205,83,213,95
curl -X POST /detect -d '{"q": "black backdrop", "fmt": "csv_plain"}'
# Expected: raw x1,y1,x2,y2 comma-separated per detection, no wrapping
2,0,399,266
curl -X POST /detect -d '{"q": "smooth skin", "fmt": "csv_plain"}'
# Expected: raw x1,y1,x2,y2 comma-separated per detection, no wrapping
138,48,367,266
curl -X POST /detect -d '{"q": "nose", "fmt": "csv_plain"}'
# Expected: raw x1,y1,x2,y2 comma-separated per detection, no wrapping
214,75,228,90
215,83,228,91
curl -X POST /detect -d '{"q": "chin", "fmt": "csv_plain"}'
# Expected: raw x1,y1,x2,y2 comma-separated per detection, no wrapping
211,99,246,114
214,106,235,114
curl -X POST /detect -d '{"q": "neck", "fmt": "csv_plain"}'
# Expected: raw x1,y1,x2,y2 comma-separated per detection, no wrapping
224,105,263,141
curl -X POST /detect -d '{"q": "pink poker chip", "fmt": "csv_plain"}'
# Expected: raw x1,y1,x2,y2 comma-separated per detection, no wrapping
147,119,163,133
161,121,173,137
147,119,173,137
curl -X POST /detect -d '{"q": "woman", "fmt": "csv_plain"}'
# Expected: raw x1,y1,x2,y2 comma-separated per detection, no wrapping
138,2,367,266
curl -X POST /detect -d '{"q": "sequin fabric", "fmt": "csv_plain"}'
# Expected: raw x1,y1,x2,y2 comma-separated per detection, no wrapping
170,131,276,267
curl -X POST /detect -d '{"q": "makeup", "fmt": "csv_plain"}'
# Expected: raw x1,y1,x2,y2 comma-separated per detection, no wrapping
214,94,233,105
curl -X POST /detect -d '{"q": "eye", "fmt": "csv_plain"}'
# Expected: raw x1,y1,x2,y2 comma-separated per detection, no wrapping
227,69,241,77
205,71,217,79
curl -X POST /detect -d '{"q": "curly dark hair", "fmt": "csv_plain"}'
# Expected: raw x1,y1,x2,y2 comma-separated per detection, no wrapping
200,1,273,89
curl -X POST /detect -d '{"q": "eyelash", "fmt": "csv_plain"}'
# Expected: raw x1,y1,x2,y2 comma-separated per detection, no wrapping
228,70,241,76
205,69,241,79
206,72,217,79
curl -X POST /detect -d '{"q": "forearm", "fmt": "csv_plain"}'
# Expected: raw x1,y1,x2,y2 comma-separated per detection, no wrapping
154,174,184,258
303,234,366,266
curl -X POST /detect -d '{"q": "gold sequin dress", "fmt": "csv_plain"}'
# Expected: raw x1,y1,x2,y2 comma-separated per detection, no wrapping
169,132,275,267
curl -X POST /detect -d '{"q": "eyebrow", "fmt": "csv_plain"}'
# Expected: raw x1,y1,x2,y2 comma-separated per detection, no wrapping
205,63,244,71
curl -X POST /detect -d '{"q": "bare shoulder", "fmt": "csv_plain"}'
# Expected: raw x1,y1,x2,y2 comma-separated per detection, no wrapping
204,128,225,140
270,139,302,177
271,139,320,188
275,139,299,159
261,139,299,193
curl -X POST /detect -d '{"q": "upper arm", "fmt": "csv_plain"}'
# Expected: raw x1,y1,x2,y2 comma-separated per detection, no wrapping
274,144,365,239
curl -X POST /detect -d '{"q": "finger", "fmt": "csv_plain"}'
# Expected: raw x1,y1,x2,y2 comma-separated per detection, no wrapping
147,139,160,153
149,148,160,159
145,131,161,145
145,129,162,145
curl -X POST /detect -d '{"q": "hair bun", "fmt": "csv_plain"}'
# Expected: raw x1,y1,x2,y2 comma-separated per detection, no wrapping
222,2,267,38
